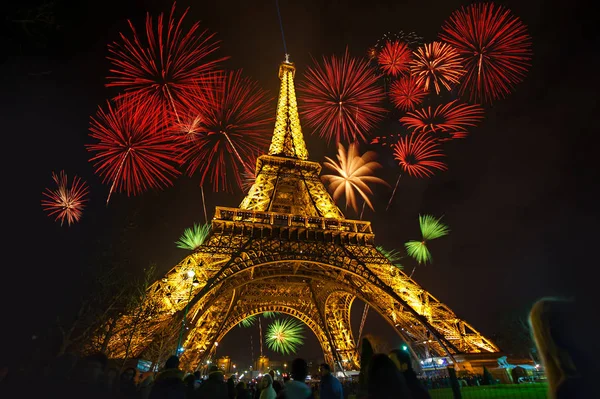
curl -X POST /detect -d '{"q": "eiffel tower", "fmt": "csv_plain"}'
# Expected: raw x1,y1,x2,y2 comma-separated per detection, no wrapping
107,60,499,371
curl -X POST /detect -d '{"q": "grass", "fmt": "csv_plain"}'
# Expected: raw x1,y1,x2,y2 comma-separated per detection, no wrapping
428,383,548,399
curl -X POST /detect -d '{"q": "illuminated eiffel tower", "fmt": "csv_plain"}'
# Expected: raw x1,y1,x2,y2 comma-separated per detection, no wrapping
107,60,499,371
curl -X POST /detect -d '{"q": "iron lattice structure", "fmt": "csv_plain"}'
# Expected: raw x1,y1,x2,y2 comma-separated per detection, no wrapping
105,60,499,370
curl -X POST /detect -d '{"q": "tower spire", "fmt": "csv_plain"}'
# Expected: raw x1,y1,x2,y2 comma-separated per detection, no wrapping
267,60,309,160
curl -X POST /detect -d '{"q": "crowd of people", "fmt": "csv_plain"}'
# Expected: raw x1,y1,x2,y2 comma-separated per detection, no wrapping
0,350,430,399
0,297,593,398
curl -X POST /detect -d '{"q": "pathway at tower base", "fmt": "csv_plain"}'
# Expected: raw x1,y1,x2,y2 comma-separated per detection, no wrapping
101,60,499,371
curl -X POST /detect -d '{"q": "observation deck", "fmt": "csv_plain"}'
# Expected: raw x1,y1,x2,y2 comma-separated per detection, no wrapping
212,206,374,245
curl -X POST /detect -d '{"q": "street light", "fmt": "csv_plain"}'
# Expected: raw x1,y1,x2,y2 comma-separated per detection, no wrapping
176,269,197,354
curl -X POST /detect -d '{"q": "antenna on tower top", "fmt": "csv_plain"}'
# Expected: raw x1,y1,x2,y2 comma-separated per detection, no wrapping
276,0,289,62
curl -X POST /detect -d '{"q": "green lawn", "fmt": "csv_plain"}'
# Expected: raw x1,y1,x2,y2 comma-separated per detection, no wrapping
428,383,548,399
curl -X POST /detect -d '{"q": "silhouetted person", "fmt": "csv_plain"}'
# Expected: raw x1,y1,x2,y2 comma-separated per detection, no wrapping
227,375,236,399
236,381,251,399
281,358,312,399
117,367,138,398
389,349,430,399
253,378,261,399
272,380,283,396
138,372,155,399
367,353,412,399
149,355,186,399
529,297,593,398
69,352,110,398
44,352,78,396
197,365,228,399
184,373,197,398
318,363,343,399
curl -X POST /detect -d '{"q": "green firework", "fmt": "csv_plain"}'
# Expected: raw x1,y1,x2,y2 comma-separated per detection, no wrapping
238,315,257,328
376,246,403,269
404,214,449,264
266,318,305,355
404,241,432,264
176,223,211,251
419,214,450,241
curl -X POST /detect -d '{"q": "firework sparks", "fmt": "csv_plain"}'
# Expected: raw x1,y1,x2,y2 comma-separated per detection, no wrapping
377,41,412,77
405,214,450,266
370,133,403,147
410,42,465,94
87,96,180,203
106,3,225,119
373,31,424,52
238,315,257,328
392,132,447,178
177,70,273,192
440,2,532,103
240,154,259,193
377,246,403,269
399,100,484,139
266,318,305,355
298,49,386,144
175,223,211,251
389,76,427,111
41,171,89,226
322,142,388,213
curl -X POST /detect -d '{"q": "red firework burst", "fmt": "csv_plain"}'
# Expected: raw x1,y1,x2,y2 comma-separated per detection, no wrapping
41,171,89,226
439,2,532,103
389,76,427,111
177,70,273,192
298,49,386,144
392,132,447,178
87,96,180,203
410,42,465,94
399,100,484,139
377,41,412,77
106,3,225,119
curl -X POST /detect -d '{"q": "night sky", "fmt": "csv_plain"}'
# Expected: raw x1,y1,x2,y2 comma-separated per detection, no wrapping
1,0,597,366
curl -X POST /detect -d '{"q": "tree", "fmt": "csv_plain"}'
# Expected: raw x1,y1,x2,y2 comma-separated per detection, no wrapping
142,323,180,371
492,315,538,361
54,265,131,356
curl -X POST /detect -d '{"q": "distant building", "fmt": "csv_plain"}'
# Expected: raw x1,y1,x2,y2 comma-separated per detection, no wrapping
254,356,269,373
217,356,232,373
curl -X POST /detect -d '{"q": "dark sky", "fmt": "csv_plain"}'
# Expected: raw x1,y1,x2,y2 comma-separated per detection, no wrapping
1,0,597,366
